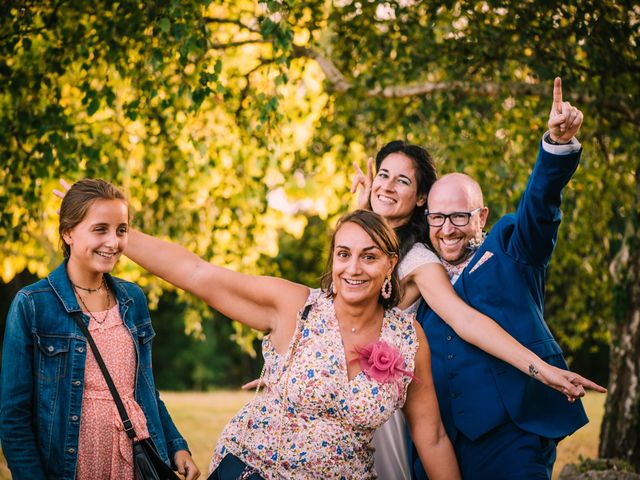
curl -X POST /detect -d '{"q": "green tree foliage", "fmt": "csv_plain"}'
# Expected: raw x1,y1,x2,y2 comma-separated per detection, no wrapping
1,0,324,290
149,291,261,389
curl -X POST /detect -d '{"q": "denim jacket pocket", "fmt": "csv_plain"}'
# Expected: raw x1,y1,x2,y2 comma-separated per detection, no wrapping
35,333,71,381
136,323,156,344
136,323,156,366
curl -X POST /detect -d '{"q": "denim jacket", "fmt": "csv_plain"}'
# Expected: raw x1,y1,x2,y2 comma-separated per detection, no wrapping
0,261,189,479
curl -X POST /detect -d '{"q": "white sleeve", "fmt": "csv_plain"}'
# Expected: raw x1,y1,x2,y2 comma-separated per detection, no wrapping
397,243,440,280
541,131,581,154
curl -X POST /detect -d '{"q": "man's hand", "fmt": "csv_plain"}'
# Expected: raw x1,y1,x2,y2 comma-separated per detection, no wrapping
351,157,374,210
241,378,265,390
174,450,200,480
548,77,583,144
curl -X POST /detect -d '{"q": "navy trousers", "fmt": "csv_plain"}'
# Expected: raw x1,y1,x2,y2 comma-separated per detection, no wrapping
454,422,557,480
412,421,557,480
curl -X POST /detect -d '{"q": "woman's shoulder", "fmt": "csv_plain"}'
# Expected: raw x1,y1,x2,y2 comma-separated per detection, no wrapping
108,276,148,305
109,276,143,292
385,307,417,336
405,242,439,260
398,242,440,279
306,288,324,305
16,278,51,296
7,281,50,320
384,308,420,362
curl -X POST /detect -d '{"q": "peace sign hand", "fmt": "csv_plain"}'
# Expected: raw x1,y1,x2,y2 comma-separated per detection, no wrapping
351,157,374,210
53,178,71,200
548,77,583,144
53,179,71,214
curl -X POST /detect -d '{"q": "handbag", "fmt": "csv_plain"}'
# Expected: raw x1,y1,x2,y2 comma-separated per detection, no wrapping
73,314,180,480
207,304,313,480
207,453,264,480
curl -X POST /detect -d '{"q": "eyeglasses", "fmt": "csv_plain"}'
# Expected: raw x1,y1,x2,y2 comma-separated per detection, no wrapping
425,207,483,227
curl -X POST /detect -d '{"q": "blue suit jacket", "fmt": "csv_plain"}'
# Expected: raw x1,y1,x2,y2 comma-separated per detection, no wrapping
411,144,588,477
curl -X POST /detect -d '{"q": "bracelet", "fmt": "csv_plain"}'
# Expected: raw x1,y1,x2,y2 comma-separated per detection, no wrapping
544,132,569,145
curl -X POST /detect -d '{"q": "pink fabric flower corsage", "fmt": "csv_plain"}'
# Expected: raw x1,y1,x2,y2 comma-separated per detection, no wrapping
353,340,416,384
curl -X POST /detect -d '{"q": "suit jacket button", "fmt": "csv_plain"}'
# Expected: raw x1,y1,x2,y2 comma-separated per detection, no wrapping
447,354,455,360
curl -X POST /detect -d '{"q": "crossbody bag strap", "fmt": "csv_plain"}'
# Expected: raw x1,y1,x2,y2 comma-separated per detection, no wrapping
271,302,313,472
237,303,313,462
73,313,138,440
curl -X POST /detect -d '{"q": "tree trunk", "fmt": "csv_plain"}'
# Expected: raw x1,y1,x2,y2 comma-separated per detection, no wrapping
599,168,640,471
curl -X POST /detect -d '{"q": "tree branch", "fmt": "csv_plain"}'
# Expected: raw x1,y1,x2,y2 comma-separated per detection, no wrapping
290,45,639,126
12,130,33,156
235,58,276,117
0,0,68,42
203,17,259,33
208,39,269,50
292,45,352,93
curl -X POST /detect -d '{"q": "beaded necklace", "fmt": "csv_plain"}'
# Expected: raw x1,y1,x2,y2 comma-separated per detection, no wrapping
72,277,112,333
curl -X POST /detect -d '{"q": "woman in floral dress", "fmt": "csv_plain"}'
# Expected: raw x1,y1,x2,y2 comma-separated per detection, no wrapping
123,209,461,479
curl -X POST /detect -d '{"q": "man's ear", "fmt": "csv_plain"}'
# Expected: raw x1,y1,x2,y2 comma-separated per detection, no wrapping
478,207,489,228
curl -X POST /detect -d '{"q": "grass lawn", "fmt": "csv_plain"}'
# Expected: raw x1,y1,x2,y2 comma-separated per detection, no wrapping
0,390,604,479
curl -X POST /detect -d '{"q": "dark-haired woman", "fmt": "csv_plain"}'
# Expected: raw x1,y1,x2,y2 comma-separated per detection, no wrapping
353,141,597,479
0,179,199,479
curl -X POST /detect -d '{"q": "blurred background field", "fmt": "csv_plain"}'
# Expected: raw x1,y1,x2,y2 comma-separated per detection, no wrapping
0,390,604,479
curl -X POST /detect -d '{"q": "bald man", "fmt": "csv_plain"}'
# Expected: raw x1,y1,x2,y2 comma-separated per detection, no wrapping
410,78,590,479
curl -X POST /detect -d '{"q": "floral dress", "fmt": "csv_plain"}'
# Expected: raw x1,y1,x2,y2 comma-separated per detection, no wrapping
209,289,419,479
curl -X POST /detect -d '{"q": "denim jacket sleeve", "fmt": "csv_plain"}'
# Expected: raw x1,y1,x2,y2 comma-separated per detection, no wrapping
0,292,47,479
155,389,190,461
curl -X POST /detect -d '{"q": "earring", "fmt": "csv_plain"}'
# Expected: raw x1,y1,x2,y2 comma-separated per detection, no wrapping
381,274,392,299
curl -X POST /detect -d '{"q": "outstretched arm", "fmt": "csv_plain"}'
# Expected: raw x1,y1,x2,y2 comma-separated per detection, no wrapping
53,182,309,332
510,77,583,266
403,323,461,480
409,263,606,398
125,229,309,332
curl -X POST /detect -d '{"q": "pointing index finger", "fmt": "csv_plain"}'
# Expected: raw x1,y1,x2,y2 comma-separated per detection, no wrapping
553,77,563,114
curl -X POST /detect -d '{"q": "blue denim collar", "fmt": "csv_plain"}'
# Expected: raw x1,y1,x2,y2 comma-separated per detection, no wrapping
47,260,133,313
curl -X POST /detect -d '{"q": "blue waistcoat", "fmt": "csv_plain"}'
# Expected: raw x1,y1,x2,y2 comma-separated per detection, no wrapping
412,144,589,475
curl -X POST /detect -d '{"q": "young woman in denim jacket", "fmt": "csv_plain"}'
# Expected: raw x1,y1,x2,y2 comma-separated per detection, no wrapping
0,179,200,480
